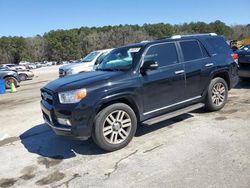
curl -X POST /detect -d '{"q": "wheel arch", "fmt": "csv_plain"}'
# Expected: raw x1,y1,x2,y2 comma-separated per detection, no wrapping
96,95,141,123
3,75,18,81
211,71,230,90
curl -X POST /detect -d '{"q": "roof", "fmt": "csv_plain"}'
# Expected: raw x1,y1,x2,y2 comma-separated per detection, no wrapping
118,33,220,49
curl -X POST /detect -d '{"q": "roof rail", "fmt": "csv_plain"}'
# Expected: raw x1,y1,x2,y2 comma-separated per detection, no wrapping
171,33,217,39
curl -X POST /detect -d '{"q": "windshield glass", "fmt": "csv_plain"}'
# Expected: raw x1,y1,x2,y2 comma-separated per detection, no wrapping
97,47,141,71
82,51,100,62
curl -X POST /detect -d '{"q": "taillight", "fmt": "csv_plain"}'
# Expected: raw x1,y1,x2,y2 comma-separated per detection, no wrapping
231,53,239,64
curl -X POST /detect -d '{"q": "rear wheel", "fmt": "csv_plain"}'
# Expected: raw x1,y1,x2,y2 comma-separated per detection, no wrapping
4,77,18,89
92,103,137,151
205,77,228,111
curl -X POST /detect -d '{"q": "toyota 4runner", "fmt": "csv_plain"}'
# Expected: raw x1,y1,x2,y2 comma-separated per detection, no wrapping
41,33,239,151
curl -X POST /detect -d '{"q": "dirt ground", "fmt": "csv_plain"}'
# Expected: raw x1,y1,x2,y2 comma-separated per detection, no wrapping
0,66,250,188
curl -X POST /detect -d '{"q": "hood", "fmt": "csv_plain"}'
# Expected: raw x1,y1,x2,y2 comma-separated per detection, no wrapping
59,62,92,71
44,70,125,93
0,70,17,74
0,70,18,78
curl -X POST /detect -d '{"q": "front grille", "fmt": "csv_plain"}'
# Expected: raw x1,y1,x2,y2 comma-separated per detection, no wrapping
42,111,51,123
41,90,53,105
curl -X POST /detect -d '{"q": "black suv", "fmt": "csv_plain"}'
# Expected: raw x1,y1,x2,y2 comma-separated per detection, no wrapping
41,33,239,151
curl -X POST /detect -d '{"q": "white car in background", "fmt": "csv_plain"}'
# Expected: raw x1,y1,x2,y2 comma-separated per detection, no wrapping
28,63,37,69
3,64,26,71
59,49,112,77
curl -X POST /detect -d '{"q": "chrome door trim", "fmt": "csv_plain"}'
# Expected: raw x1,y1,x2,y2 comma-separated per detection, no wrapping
175,70,185,75
143,96,202,115
205,63,214,67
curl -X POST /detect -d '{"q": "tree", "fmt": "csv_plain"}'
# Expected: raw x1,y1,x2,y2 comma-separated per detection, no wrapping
0,21,249,65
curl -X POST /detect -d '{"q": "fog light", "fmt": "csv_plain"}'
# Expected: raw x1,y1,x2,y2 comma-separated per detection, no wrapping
57,118,71,126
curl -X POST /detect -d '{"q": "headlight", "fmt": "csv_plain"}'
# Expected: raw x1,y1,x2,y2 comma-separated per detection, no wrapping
58,88,87,104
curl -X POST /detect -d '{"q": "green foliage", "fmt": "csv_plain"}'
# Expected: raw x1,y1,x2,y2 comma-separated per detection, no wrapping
0,21,249,64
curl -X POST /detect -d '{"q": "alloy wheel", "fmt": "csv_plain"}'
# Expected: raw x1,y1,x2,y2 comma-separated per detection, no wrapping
212,82,226,106
103,110,132,144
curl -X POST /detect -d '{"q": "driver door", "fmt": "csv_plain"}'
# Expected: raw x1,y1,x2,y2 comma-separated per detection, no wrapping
140,42,186,117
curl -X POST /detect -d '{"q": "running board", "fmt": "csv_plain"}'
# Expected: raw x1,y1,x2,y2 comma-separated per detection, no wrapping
143,103,204,125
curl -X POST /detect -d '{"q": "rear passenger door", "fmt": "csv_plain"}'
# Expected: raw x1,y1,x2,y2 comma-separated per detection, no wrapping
140,42,186,116
178,40,214,99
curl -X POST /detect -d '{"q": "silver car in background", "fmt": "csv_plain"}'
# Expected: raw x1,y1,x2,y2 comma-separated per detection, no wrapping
59,49,112,77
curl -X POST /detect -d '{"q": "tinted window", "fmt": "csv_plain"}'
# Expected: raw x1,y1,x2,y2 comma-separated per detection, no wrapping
180,40,203,61
200,43,209,57
205,37,231,55
144,43,178,67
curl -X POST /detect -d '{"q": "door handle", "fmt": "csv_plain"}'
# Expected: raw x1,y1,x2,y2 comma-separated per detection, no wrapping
205,63,214,67
175,70,185,75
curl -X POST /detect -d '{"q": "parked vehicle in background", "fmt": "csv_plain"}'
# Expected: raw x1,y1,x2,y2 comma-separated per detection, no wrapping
3,64,27,71
35,62,42,68
236,44,250,79
28,63,37,69
19,61,30,69
59,49,112,77
45,61,53,66
41,33,239,151
230,39,250,50
40,62,48,67
2,64,17,71
17,69,34,81
0,69,20,89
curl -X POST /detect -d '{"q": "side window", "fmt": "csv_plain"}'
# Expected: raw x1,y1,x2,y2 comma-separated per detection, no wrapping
144,43,178,67
205,37,231,55
180,40,203,61
200,43,209,57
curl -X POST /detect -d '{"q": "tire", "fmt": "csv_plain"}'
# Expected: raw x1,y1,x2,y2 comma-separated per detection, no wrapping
19,74,27,81
92,103,137,152
205,77,228,111
5,77,18,89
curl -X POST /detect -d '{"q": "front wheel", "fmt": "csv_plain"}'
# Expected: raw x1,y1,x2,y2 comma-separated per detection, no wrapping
92,103,137,151
205,77,228,111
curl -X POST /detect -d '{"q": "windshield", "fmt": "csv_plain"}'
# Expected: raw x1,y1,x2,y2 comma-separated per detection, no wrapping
82,51,100,62
97,47,141,71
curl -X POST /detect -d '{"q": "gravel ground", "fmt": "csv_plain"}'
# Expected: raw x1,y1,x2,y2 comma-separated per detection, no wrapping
0,66,249,188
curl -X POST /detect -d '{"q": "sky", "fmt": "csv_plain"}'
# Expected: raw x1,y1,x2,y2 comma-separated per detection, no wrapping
0,0,249,37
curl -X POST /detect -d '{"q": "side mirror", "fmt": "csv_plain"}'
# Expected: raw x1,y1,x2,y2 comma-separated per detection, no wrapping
141,60,159,72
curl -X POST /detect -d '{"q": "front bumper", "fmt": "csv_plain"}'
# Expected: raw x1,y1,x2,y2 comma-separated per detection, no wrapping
40,100,92,140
